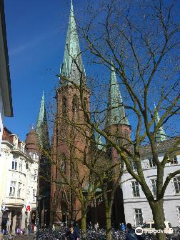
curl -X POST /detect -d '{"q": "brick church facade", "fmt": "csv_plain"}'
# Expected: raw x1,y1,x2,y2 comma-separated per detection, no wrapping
50,0,131,228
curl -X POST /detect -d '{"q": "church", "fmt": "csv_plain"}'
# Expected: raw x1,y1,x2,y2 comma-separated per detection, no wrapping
47,0,180,229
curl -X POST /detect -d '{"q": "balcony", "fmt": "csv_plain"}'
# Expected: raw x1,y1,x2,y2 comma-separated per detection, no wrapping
5,197,24,208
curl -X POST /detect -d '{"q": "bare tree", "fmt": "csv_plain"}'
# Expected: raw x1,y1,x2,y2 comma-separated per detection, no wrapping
70,0,180,240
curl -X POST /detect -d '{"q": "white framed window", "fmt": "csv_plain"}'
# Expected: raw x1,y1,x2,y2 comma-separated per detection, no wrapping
9,181,16,197
149,158,156,168
171,156,178,164
173,176,180,194
151,179,157,197
19,160,22,172
132,181,140,197
17,182,22,198
134,209,143,226
33,189,36,201
12,158,17,170
34,170,37,181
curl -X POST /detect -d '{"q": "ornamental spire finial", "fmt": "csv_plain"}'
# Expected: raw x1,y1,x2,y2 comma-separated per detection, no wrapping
154,103,167,142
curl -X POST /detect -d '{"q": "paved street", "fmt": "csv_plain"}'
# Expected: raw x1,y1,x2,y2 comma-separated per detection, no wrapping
2,234,35,240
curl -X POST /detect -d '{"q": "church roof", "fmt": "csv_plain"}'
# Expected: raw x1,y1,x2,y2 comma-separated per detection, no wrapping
106,66,130,127
154,103,167,142
36,92,50,150
60,0,85,85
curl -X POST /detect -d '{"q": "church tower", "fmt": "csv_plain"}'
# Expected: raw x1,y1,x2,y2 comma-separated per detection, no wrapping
36,92,51,227
106,65,131,154
105,65,131,227
51,0,90,224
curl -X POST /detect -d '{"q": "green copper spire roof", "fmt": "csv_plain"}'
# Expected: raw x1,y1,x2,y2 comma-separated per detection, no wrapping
60,0,85,85
106,66,130,127
154,103,167,142
36,92,50,149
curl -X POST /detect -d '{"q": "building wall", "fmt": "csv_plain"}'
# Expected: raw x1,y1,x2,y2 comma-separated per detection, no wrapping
0,130,38,234
122,154,180,227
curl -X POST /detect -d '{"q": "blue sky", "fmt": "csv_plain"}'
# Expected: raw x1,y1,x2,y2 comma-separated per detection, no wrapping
4,0,180,142
4,0,88,141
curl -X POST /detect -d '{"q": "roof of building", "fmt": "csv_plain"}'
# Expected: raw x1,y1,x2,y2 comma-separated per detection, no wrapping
139,136,180,158
36,92,50,150
0,0,13,116
25,127,40,153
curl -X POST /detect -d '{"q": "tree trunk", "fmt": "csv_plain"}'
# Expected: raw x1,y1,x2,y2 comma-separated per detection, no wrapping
81,211,87,234
150,199,166,240
105,207,112,240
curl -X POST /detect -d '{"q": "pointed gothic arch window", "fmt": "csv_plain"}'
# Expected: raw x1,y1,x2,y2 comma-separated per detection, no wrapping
61,153,66,173
72,95,79,118
84,97,87,121
62,96,67,117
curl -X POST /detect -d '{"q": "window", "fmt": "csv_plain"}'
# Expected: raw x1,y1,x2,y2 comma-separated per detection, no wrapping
171,156,178,164
12,158,17,170
132,181,140,197
134,209,143,226
149,158,156,168
34,170,37,181
17,182,22,198
19,160,22,172
9,181,16,197
173,176,180,194
33,189,36,201
61,154,66,173
62,96,67,116
151,179,157,197
72,95,79,112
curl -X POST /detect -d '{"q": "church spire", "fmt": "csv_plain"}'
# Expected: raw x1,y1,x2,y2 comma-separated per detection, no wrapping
60,0,85,85
36,92,50,149
154,103,167,142
106,65,130,127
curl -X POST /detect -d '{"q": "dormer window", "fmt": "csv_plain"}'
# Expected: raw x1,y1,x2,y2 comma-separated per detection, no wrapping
149,158,156,168
171,156,178,164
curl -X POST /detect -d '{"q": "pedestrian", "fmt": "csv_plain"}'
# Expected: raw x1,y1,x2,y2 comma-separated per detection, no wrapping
94,222,99,231
126,223,143,240
122,223,126,231
27,224,31,236
65,225,80,240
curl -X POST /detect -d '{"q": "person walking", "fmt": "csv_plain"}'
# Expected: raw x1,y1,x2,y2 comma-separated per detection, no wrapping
126,223,143,240
65,225,80,240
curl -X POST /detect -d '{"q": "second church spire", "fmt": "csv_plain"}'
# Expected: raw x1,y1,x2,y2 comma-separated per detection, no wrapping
60,0,85,85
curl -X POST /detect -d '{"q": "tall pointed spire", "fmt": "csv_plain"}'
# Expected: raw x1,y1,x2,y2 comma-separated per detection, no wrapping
106,65,130,127
60,0,85,85
154,103,167,142
36,92,50,149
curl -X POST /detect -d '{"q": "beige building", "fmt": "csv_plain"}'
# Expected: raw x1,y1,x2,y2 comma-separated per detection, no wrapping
0,127,39,234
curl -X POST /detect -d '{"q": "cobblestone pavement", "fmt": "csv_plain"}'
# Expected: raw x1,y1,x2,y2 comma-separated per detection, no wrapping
2,234,35,240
